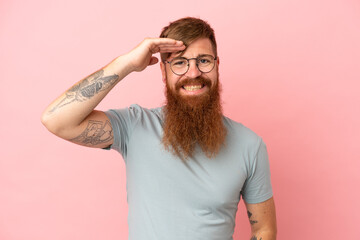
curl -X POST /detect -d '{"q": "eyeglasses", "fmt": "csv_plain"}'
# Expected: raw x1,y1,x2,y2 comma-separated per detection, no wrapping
164,54,217,76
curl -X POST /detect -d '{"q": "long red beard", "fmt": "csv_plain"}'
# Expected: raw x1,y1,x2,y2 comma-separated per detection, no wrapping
162,76,227,160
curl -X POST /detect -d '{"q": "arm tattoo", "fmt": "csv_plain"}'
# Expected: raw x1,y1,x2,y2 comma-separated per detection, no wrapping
50,70,119,112
248,211,263,240
71,120,113,146
247,210,259,225
250,236,262,240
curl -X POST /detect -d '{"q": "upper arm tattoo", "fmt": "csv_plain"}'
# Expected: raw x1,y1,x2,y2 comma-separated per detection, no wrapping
50,70,119,112
247,210,259,225
71,120,113,146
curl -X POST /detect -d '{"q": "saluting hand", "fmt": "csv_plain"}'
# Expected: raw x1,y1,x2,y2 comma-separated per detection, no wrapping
125,38,185,72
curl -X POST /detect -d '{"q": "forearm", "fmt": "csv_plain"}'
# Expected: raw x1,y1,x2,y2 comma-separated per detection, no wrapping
250,230,277,240
41,38,185,139
41,55,133,137
246,198,277,240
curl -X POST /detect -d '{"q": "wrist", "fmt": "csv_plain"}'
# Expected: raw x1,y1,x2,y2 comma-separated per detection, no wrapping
105,54,134,78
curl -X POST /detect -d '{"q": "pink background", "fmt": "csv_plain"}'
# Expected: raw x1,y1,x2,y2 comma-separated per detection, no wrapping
1,0,359,239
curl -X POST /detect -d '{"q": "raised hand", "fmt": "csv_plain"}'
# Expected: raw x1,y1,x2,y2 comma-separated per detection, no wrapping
125,38,185,72
42,37,185,147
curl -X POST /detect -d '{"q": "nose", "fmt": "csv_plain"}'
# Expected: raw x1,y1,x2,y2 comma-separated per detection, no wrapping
184,59,202,79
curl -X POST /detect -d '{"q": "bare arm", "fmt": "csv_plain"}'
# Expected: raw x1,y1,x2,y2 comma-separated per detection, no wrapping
41,38,185,148
245,197,277,240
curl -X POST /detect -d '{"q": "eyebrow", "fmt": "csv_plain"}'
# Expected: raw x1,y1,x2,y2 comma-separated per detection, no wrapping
197,54,213,58
173,54,214,59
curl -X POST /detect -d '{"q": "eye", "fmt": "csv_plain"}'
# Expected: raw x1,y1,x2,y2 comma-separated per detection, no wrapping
198,57,212,65
172,59,187,67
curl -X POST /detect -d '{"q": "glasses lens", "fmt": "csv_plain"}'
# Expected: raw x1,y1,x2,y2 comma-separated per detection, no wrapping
169,55,216,75
197,55,215,73
170,58,188,75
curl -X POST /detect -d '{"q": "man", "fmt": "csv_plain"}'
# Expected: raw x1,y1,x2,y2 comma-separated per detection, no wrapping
42,17,276,240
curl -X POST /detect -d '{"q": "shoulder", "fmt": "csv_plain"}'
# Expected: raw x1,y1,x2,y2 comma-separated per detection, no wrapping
222,116,266,162
131,104,164,121
105,104,164,130
223,116,263,145
106,104,163,118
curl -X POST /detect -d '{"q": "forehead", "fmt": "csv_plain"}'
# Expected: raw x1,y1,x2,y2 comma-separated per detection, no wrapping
170,38,215,59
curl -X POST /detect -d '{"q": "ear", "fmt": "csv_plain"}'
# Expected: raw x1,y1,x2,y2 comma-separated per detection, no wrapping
216,56,220,66
160,61,167,83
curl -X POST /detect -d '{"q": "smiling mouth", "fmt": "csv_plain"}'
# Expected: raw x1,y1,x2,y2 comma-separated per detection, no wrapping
182,84,205,91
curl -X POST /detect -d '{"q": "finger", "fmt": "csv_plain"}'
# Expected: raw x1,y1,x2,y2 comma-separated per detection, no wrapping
150,45,185,54
158,44,186,53
150,38,184,46
147,38,185,54
148,39,184,52
148,56,159,66
159,48,185,53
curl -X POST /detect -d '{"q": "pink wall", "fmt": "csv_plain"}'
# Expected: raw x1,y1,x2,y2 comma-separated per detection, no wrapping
1,0,359,239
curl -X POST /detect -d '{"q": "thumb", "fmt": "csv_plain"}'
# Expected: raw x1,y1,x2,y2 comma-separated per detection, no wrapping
148,56,159,66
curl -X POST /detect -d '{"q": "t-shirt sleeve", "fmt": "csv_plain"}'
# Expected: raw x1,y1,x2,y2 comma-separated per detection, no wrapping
103,104,142,158
241,138,273,204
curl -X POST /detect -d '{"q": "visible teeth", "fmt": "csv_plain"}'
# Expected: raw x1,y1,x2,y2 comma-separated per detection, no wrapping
183,85,202,91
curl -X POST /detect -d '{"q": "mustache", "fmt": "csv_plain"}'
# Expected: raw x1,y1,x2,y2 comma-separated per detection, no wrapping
175,77,212,91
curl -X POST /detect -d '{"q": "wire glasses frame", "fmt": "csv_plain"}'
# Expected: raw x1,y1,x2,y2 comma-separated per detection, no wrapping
164,54,218,76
